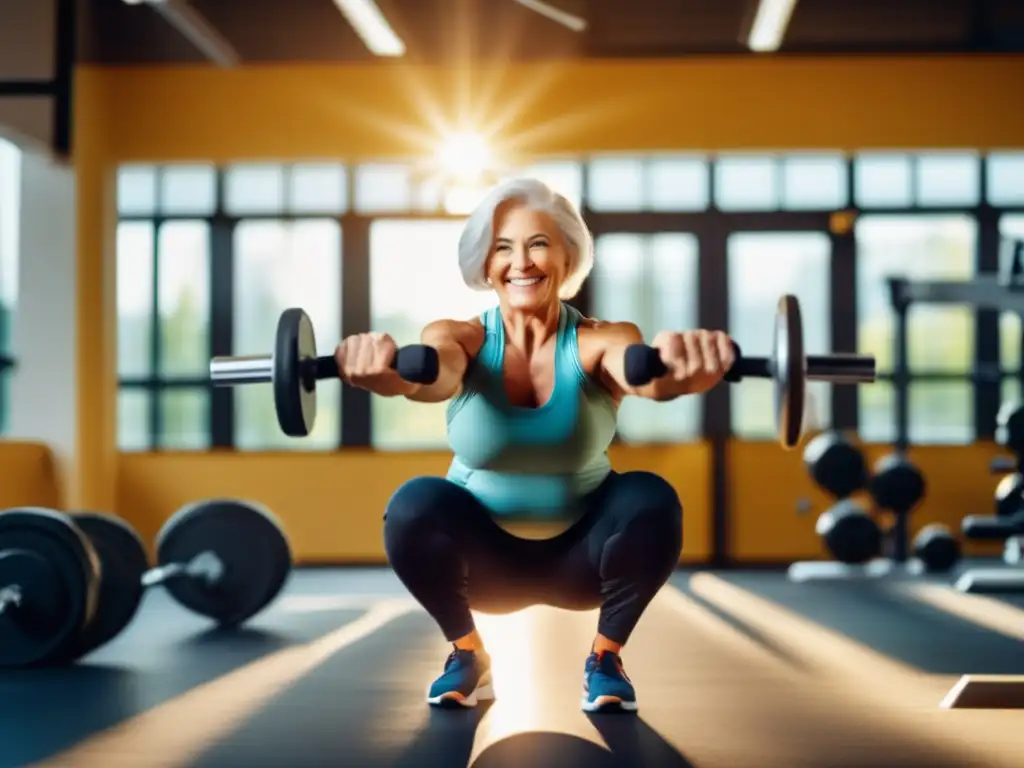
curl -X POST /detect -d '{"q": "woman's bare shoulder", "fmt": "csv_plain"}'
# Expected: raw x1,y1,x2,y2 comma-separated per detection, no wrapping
422,316,487,354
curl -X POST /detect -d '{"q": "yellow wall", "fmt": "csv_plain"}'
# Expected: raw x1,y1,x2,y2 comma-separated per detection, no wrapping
59,55,1024,562
0,442,59,509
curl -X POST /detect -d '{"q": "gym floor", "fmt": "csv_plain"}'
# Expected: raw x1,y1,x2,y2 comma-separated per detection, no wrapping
3,565,1022,768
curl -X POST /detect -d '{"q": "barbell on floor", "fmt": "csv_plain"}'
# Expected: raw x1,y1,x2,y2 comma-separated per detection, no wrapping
0,499,292,668
623,295,878,448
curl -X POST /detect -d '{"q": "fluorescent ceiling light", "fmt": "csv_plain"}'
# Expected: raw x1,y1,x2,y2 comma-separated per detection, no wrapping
748,0,798,52
334,0,406,57
512,0,588,32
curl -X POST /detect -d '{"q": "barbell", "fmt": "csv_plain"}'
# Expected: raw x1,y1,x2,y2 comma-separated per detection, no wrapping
624,295,877,448
0,499,292,668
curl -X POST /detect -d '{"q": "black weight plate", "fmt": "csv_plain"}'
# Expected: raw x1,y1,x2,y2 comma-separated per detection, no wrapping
67,512,149,659
774,294,806,449
0,508,100,668
155,499,292,627
274,308,318,438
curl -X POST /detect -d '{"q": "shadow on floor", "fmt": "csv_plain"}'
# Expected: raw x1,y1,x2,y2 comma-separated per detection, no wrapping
0,625,323,768
391,707,695,768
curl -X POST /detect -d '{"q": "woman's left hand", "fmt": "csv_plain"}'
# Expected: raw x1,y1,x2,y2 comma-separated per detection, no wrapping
649,329,736,398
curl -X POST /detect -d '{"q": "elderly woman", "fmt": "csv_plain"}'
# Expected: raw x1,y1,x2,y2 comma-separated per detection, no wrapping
335,178,734,714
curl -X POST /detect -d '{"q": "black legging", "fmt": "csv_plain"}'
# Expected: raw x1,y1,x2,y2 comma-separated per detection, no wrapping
382,470,683,645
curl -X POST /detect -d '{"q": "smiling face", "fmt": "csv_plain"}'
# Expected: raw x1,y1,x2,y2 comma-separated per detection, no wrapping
485,201,570,311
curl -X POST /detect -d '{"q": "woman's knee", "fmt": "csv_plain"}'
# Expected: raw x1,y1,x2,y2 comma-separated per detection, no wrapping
616,471,683,537
601,471,684,570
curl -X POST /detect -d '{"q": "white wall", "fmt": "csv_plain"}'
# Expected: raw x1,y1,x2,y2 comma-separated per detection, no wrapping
8,149,77,505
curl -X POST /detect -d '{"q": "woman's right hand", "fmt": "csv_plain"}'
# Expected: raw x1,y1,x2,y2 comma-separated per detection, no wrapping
334,332,414,397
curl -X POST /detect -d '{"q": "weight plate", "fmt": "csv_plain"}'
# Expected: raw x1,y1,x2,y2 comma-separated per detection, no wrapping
155,499,292,627
67,512,149,660
274,308,318,438
774,294,806,449
0,508,100,668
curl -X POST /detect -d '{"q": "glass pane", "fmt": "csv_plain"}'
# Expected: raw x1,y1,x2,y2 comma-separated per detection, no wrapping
648,155,709,211
118,388,150,451
728,232,831,438
0,371,10,434
909,381,972,444
987,152,1024,206
225,164,285,215
1000,216,1024,373
289,163,347,214
516,160,583,210
856,215,975,374
782,154,848,210
158,388,210,450
1,139,20,314
859,381,894,443
117,165,157,216
157,221,210,377
915,152,980,207
587,157,644,212
354,163,413,213
370,219,493,449
159,165,217,216
117,221,154,378
1000,311,1020,374
1003,377,1021,409
591,233,701,442
233,219,342,450
855,153,912,208
715,155,778,211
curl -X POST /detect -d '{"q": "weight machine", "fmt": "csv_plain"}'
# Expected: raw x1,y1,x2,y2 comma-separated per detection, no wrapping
887,251,1024,593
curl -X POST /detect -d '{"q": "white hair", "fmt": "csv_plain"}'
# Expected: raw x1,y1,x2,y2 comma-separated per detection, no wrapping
458,177,594,299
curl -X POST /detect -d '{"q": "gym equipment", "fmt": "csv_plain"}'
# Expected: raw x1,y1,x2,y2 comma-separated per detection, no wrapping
816,499,882,565
912,524,962,573
0,499,291,668
803,431,869,498
940,674,1024,710
995,400,1024,455
993,473,1024,518
624,295,877,449
955,509,1024,594
0,508,100,668
209,308,441,437
68,512,149,659
152,498,292,626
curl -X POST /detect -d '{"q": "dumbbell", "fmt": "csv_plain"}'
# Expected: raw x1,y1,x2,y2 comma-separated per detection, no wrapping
0,499,291,668
623,295,877,449
209,308,440,437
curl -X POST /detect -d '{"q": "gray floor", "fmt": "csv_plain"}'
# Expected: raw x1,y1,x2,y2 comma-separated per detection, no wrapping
2,567,1023,768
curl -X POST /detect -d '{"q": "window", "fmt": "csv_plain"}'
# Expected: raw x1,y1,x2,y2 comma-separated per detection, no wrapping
715,154,779,211
369,220,493,449
0,139,20,435
233,219,342,450
987,152,1024,206
591,233,701,442
856,215,976,443
915,152,980,207
226,163,348,216
116,164,215,451
728,232,832,439
587,155,709,212
781,154,848,210
855,153,913,208
1000,215,1024,406
509,160,584,211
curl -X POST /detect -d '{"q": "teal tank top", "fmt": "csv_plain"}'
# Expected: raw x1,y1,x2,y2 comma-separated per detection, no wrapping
445,302,618,521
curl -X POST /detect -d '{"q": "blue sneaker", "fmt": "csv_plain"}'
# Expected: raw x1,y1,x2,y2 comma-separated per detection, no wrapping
581,651,638,713
426,647,494,708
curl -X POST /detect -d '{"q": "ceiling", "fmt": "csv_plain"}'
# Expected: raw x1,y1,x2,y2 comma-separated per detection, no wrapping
77,0,1024,66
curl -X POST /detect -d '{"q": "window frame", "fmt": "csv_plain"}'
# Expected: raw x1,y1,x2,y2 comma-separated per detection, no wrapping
115,155,1024,453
